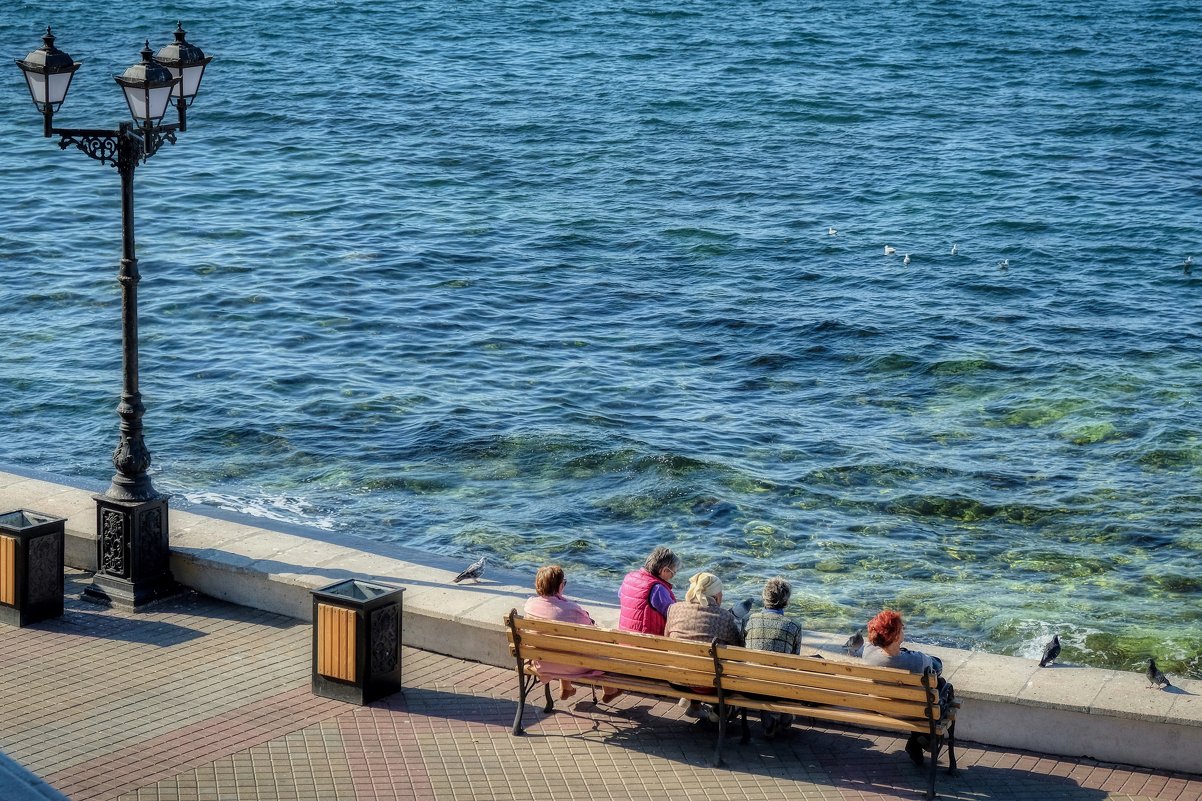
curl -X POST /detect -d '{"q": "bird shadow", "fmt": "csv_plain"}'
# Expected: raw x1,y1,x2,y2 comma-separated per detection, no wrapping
1156,685,1194,696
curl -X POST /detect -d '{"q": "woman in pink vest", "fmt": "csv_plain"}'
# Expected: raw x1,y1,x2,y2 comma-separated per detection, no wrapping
618,546,680,636
523,565,603,700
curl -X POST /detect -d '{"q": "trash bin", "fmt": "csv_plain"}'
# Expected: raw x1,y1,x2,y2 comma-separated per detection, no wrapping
311,579,404,704
0,509,66,627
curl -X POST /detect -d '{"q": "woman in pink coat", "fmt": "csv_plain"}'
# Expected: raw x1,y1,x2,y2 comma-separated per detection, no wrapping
523,565,602,699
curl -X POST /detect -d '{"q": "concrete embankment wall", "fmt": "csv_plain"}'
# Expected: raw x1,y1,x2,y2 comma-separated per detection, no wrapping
2,466,1199,775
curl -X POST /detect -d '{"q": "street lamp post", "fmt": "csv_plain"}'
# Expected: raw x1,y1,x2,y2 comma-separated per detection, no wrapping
15,25,211,608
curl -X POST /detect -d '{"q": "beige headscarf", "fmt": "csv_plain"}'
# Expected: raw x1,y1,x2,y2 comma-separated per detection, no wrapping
685,572,723,606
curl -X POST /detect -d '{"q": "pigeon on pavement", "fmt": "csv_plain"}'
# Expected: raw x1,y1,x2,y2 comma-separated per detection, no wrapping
1147,658,1172,689
452,555,487,584
1039,634,1061,667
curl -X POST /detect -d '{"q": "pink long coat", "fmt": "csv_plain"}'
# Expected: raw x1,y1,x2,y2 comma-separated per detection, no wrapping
523,593,604,680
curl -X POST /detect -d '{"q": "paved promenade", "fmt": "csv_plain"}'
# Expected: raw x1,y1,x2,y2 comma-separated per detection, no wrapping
2,572,1201,801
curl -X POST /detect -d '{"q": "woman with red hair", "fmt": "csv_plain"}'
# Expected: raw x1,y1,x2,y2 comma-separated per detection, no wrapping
862,609,949,766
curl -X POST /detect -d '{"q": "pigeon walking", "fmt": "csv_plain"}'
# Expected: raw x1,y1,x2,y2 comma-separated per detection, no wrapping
844,628,865,656
1147,658,1172,689
1039,634,1061,667
452,555,487,584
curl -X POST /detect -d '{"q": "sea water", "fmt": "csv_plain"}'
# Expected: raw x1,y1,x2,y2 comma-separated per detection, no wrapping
1,1,1200,677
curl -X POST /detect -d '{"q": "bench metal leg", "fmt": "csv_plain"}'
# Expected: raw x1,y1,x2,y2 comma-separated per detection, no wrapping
927,734,941,800
543,681,555,713
511,672,537,736
712,702,727,768
946,720,959,776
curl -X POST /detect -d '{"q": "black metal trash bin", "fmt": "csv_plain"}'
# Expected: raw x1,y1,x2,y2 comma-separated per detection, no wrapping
0,509,66,627
311,579,404,704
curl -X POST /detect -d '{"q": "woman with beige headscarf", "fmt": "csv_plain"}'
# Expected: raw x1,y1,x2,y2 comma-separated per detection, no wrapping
664,571,744,718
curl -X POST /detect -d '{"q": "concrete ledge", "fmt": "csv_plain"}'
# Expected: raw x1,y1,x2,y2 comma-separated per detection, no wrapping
2,466,1199,775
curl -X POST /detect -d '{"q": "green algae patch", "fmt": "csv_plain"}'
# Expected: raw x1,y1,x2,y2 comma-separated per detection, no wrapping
1063,422,1122,445
1000,399,1088,428
1150,573,1202,594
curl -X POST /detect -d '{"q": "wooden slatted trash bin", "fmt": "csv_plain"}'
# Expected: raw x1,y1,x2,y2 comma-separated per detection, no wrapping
0,510,66,627
312,579,404,704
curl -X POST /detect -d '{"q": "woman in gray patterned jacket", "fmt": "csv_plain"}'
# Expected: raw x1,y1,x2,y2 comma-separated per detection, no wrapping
744,577,804,738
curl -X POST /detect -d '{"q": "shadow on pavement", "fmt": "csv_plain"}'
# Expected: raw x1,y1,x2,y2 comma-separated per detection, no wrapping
373,684,1114,801
32,606,209,648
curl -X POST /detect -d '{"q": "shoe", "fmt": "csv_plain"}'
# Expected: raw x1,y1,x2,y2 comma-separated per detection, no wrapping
905,735,926,767
600,688,623,704
763,718,779,740
559,681,578,701
682,700,703,718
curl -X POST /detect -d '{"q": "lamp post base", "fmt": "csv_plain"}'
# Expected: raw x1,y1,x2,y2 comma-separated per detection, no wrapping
82,494,176,609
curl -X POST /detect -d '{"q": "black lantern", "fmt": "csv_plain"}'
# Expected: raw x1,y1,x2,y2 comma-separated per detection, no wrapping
15,28,81,136
115,41,178,126
155,23,211,107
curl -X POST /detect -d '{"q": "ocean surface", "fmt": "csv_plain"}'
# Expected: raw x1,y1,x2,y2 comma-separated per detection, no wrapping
2,1,1200,677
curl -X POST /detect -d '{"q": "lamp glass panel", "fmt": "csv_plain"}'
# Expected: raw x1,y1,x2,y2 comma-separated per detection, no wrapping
179,64,205,98
47,71,73,104
23,71,48,105
147,85,173,119
123,86,150,120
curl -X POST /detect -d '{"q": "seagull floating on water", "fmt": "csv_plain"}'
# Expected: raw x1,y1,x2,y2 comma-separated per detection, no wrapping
998,259,1009,270
1039,634,1061,668
884,245,897,255
452,555,488,584
828,226,838,236
950,244,958,256
903,253,911,265
1146,658,1172,689
1184,256,1193,274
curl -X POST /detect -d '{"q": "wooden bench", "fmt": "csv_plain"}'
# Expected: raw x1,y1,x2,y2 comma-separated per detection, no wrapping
505,610,958,800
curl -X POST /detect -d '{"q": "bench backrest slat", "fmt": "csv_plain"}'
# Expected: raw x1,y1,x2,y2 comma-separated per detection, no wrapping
516,645,716,688
718,659,932,703
515,632,714,673
720,675,936,720
778,704,930,734
510,616,714,658
515,631,713,668
714,644,927,686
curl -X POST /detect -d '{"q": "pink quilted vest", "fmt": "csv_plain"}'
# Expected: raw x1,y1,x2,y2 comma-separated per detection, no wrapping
618,569,675,635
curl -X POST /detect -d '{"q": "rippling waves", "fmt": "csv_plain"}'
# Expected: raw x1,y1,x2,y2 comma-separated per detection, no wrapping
2,0,1201,676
